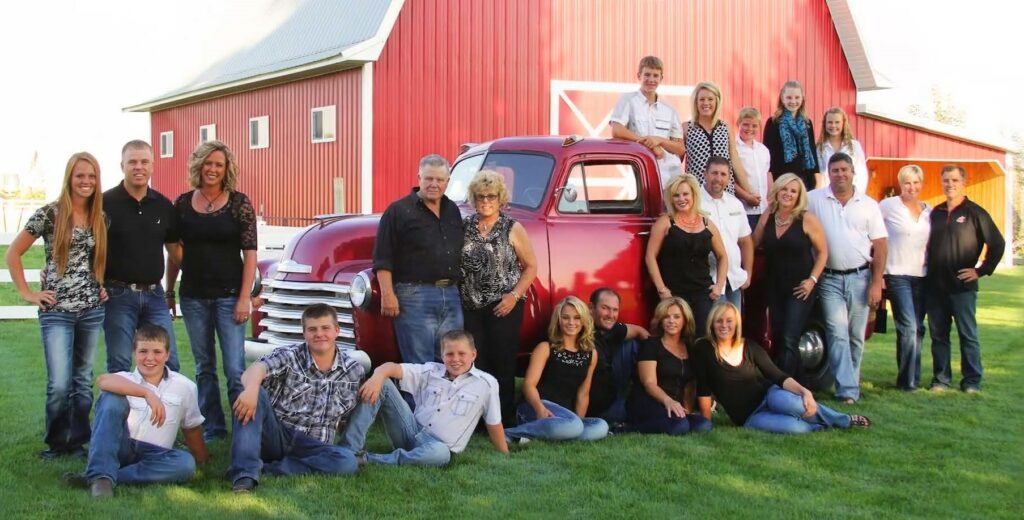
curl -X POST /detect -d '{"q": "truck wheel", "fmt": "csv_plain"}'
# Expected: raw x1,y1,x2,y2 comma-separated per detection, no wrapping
796,321,835,391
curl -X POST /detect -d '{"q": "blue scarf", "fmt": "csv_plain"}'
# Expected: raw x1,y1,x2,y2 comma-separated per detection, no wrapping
778,111,816,170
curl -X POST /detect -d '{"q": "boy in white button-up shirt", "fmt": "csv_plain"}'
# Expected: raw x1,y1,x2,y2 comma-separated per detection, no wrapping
610,55,685,188
63,324,206,498
341,330,508,466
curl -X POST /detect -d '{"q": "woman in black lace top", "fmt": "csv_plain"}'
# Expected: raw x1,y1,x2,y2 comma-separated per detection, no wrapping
459,170,537,425
166,140,257,441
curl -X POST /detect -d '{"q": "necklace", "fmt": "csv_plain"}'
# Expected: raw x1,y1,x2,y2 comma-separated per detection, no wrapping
774,212,794,227
478,217,498,235
677,213,701,228
199,190,224,213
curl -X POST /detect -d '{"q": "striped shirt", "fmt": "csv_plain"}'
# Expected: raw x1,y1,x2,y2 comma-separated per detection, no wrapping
258,343,365,444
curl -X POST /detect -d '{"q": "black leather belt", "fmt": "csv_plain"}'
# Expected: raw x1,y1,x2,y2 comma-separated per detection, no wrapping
823,263,870,276
106,280,160,291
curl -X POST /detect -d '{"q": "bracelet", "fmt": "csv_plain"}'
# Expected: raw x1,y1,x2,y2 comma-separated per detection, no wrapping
808,275,818,284
165,290,176,298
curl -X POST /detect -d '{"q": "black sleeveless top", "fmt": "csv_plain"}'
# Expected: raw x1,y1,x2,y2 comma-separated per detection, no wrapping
656,219,714,295
762,214,814,292
536,347,593,410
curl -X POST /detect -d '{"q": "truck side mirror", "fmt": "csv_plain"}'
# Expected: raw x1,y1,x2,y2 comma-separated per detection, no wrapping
561,185,577,203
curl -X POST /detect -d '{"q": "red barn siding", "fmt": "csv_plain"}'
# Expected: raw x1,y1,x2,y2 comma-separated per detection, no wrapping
151,69,362,224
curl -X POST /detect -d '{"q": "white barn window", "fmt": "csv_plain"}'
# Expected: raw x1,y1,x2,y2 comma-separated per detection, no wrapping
199,124,216,143
159,131,173,158
311,106,336,143
249,116,269,149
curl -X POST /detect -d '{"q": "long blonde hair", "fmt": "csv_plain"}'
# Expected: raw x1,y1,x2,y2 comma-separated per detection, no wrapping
817,106,855,154
650,297,696,344
767,173,809,217
691,81,723,128
547,296,596,353
663,174,704,218
53,152,106,282
706,302,743,362
773,80,808,121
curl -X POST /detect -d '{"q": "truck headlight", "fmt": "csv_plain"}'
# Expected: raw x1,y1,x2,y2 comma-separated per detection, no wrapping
350,271,372,310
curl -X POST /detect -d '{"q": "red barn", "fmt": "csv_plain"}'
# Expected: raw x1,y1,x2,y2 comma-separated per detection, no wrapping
126,0,1012,248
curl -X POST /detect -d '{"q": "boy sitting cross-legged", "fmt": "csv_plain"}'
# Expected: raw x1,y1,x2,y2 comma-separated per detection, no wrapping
341,330,509,466
63,324,207,498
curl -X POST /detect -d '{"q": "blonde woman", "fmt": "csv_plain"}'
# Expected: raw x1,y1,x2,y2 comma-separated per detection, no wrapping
505,296,608,442
752,173,828,376
626,297,711,434
763,80,819,189
692,303,870,433
6,152,107,459
682,81,753,198
645,174,728,333
817,107,869,192
879,165,930,390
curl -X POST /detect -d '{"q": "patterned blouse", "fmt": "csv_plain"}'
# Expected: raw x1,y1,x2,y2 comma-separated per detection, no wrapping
24,204,103,313
685,120,736,193
459,213,522,310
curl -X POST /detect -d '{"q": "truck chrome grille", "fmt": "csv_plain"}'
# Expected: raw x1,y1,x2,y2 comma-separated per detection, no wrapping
255,279,356,349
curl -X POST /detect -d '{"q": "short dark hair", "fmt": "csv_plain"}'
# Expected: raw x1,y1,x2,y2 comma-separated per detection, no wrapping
589,287,620,307
134,324,169,350
705,156,731,173
441,329,476,351
828,152,854,170
301,303,338,328
121,139,152,156
941,164,967,182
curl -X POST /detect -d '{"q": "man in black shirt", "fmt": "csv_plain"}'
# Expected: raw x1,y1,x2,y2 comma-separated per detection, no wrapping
102,140,180,373
925,165,1005,393
372,154,464,363
588,288,649,422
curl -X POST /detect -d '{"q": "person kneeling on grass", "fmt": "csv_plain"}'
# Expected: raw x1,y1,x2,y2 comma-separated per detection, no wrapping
692,302,871,433
227,303,365,493
504,296,609,443
63,324,207,498
340,330,508,465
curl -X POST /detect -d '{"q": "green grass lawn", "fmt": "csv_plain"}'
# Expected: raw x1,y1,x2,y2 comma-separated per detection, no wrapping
0,245,45,269
0,270,1021,519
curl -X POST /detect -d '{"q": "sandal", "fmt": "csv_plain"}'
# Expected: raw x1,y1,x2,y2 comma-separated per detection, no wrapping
849,415,872,428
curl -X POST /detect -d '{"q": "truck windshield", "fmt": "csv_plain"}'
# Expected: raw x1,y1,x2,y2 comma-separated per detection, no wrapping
447,152,555,209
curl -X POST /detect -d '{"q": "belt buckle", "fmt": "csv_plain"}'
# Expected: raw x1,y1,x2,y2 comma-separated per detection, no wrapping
434,279,452,288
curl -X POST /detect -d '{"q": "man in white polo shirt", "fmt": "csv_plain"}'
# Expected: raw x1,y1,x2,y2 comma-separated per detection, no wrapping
63,324,206,498
610,55,685,188
807,152,887,404
340,330,508,466
701,156,753,309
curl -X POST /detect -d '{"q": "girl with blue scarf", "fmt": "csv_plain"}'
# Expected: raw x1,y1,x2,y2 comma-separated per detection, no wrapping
763,80,820,190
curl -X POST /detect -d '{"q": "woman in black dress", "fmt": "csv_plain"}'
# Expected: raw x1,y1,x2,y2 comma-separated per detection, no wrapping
645,174,728,333
752,173,827,376
762,80,820,190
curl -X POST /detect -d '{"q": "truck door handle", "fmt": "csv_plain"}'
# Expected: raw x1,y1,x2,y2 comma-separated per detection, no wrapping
637,231,650,236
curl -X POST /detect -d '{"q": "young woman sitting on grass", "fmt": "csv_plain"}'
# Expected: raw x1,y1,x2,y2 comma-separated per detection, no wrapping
505,296,608,442
692,302,871,433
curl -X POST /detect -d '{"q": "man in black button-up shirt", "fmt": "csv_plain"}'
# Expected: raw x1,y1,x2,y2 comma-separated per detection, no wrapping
373,154,465,363
102,140,180,373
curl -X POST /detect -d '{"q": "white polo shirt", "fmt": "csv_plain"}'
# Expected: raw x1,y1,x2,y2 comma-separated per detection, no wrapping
701,186,752,288
118,369,204,449
879,196,931,277
818,140,869,193
735,137,771,215
807,187,887,271
610,91,683,187
400,362,501,453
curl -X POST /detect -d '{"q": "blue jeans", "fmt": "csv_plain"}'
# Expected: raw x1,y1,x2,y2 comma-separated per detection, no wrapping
505,401,608,442
885,275,926,390
39,306,104,452
744,386,852,433
720,281,743,311
180,296,247,437
227,388,358,485
103,285,179,373
818,269,871,401
339,379,451,466
927,288,982,389
85,392,195,484
393,283,463,363
627,393,712,435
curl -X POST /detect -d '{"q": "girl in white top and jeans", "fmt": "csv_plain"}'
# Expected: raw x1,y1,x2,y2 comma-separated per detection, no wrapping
878,164,931,390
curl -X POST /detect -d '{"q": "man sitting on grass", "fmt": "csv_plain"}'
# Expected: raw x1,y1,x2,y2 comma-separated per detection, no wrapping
63,324,207,498
340,330,508,466
227,303,365,492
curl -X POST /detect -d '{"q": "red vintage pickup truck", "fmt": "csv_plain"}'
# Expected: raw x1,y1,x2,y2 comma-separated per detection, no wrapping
248,135,842,389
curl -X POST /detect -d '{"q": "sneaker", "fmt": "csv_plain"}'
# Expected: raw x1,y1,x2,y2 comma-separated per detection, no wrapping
232,477,257,493
62,472,89,489
963,387,980,394
929,384,950,393
90,477,114,499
